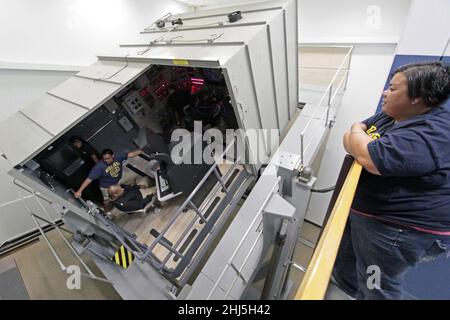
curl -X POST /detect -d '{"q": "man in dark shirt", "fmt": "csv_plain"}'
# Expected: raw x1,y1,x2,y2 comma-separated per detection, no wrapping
167,85,192,126
69,135,100,166
216,89,239,130
74,148,143,203
185,87,221,128
108,184,154,214
333,61,450,299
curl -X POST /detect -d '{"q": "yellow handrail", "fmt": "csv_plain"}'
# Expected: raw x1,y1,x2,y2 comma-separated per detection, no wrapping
295,161,363,300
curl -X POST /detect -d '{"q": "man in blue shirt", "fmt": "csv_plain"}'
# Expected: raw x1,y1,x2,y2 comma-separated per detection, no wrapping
333,61,450,299
74,148,143,203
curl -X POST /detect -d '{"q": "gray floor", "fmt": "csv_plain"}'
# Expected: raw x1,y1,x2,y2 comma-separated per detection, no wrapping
287,220,351,300
1,230,121,300
0,256,29,300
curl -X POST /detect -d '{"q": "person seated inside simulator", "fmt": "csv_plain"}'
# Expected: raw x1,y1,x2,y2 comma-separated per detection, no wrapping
108,184,154,214
166,84,192,127
215,89,239,130
184,87,221,130
69,135,100,166
74,148,144,208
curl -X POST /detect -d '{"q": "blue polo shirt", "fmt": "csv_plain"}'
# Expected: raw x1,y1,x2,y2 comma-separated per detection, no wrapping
87,152,128,188
352,105,450,231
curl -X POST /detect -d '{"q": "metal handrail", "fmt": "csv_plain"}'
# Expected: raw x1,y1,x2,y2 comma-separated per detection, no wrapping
299,66,350,70
67,189,93,215
145,141,236,256
206,177,281,300
223,230,264,299
300,46,353,136
32,210,112,284
12,144,244,277
146,166,214,259
159,158,241,268
61,142,241,273
299,46,353,166
301,69,349,159
325,71,348,124
12,179,53,204
12,180,112,283
295,161,362,300
299,68,349,161
299,45,353,48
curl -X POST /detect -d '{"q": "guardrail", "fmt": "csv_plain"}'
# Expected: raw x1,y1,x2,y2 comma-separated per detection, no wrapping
298,45,353,166
295,160,362,300
206,177,282,300
11,179,112,284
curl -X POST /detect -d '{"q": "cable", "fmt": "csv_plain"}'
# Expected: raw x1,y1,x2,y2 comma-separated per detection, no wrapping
137,26,178,56
145,21,226,32
137,30,223,56
310,185,335,193
166,33,224,44
94,54,130,82
183,21,225,28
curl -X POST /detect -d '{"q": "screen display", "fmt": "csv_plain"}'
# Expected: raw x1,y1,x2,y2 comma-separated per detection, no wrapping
43,144,80,173
201,69,224,83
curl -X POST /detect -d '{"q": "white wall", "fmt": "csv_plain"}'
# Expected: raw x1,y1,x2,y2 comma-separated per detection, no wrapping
195,0,412,44
305,43,396,225
0,0,190,246
0,0,189,66
395,0,450,56
298,0,412,44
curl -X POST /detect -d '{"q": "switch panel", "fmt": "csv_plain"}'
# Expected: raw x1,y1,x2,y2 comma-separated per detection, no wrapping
123,91,147,114
118,116,134,132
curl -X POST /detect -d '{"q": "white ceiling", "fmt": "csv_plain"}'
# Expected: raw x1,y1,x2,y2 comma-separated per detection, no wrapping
175,0,267,8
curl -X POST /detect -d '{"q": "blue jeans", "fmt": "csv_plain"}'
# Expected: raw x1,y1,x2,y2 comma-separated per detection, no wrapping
332,211,450,300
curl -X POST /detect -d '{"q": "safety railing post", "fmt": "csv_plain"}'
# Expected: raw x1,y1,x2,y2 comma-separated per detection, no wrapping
214,167,229,193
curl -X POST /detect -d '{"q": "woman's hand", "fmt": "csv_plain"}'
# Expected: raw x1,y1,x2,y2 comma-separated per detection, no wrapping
344,122,367,153
350,122,367,133
343,122,380,175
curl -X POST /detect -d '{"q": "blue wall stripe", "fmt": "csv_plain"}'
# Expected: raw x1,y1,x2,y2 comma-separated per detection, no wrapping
375,54,450,114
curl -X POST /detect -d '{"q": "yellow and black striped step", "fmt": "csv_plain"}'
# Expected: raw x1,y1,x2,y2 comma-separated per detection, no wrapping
112,245,134,269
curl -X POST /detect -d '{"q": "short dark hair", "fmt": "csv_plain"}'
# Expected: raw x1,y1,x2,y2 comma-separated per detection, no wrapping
393,61,450,107
102,149,114,156
196,86,211,100
214,89,226,102
69,135,83,144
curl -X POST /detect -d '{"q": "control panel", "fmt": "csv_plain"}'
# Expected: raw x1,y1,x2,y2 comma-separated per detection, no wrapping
123,91,148,114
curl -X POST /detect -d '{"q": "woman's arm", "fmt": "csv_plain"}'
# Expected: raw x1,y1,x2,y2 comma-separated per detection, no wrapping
345,123,381,175
343,131,351,153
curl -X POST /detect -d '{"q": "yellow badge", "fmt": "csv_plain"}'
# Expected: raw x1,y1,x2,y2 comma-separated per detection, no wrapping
173,59,189,66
